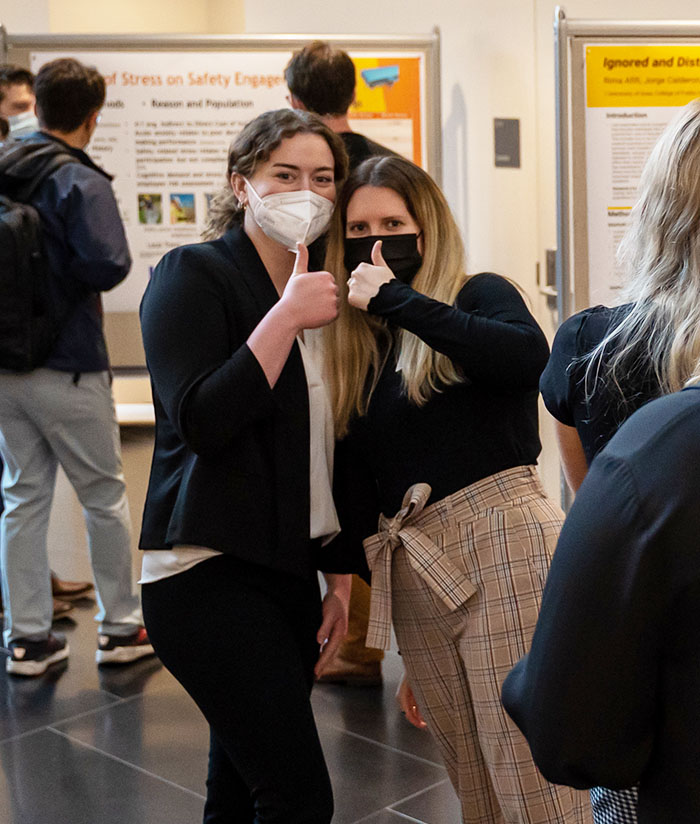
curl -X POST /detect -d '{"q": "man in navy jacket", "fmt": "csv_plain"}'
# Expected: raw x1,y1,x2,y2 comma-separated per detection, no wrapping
502,385,700,823
0,58,152,676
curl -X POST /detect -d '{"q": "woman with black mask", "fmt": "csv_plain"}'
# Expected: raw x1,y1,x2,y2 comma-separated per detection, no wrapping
323,156,592,823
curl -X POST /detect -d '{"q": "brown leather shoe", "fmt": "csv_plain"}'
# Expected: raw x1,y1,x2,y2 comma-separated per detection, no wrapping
52,598,74,620
0,592,73,620
316,656,382,687
51,572,94,601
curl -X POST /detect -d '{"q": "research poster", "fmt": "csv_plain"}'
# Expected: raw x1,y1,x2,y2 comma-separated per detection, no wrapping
30,49,427,313
584,44,700,304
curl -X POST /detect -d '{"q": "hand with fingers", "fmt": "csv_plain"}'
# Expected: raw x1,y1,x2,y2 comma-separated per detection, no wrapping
278,242,340,331
347,240,396,312
396,673,428,730
313,590,349,680
314,573,351,680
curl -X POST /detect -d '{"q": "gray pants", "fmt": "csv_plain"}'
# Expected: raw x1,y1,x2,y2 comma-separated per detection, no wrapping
0,368,141,644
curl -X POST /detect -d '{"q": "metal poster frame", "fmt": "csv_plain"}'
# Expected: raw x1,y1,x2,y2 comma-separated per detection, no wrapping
0,28,442,182
0,28,441,368
554,7,700,322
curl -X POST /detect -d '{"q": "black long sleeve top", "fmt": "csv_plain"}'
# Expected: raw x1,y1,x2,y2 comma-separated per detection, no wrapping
502,386,700,824
333,273,550,554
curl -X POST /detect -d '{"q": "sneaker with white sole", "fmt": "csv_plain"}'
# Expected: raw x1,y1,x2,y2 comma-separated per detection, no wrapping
96,627,155,665
6,633,69,676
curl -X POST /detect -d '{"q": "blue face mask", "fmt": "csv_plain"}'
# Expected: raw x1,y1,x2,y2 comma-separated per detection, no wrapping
8,111,39,138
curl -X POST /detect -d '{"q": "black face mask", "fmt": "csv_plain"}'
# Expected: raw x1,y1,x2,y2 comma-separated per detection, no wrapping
343,233,423,285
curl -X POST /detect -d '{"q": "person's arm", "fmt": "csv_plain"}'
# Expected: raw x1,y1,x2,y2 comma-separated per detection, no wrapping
315,572,352,678
141,242,336,457
502,452,660,790
248,243,338,388
57,166,131,291
554,420,589,493
141,245,275,456
363,270,550,391
540,311,593,490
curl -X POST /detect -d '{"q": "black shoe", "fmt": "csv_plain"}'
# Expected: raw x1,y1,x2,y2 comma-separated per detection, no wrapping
96,627,155,665
6,633,69,676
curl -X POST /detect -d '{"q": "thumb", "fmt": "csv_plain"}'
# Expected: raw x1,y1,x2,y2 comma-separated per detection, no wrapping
292,242,309,276
371,239,387,268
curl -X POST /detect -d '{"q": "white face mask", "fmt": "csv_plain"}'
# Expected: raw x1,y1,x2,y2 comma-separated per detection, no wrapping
245,180,334,250
8,111,39,138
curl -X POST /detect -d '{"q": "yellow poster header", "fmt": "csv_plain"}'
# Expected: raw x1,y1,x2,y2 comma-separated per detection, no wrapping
587,45,700,107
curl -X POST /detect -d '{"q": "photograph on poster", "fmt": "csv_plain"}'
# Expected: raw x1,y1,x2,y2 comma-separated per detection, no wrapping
584,43,700,305
138,193,162,224
170,193,195,224
29,48,427,315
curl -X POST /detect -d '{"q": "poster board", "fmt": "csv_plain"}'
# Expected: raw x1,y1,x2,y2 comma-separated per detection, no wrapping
1,31,441,365
554,9,700,320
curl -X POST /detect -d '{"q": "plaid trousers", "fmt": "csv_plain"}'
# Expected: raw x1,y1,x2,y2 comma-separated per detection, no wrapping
369,466,592,824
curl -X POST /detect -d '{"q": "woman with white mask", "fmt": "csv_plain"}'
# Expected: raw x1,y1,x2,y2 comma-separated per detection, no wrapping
139,109,356,823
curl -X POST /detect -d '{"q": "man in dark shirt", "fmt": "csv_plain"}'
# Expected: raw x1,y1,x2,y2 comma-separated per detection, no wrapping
0,58,153,676
502,385,700,823
285,41,396,687
0,63,94,612
285,41,397,171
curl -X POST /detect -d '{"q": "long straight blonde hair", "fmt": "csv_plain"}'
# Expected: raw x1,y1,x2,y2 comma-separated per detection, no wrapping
583,98,700,407
324,156,468,437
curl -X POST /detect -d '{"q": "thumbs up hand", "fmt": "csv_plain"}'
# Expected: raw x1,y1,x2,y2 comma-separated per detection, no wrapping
347,240,396,312
291,241,309,277
278,243,339,331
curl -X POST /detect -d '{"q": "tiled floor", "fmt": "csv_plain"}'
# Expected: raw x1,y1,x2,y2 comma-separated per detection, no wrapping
0,599,462,823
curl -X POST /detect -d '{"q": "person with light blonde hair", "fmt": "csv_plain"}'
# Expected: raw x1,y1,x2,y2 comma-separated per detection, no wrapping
538,97,700,824
324,154,592,823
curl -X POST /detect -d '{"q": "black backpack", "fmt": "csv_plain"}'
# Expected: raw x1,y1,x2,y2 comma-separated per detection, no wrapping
0,142,78,372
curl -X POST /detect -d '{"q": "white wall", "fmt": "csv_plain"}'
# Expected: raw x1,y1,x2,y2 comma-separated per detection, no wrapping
0,0,49,33
0,0,244,36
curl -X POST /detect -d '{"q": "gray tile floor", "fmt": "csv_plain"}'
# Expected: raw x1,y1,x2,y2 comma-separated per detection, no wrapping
0,600,462,823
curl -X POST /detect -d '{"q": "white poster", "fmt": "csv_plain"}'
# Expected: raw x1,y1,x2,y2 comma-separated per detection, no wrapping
31,49,426,315
31,50,289,312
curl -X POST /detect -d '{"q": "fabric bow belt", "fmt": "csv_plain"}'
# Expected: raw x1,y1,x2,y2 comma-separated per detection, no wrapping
363,483,478,650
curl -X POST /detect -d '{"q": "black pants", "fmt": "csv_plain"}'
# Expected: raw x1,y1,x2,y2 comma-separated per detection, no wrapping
141,554,333,824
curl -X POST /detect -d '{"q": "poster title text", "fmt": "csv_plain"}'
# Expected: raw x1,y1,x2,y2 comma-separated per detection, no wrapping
105,71,284,89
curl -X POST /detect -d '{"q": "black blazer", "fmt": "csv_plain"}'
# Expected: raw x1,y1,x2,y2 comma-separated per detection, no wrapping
140,225,343,578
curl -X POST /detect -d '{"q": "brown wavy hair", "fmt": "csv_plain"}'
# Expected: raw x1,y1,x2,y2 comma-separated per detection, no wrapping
203,108,348,240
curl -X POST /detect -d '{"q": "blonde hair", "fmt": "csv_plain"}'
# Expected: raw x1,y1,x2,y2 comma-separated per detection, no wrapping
324,156,468,437
584,98,700,406
203,108,348,240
